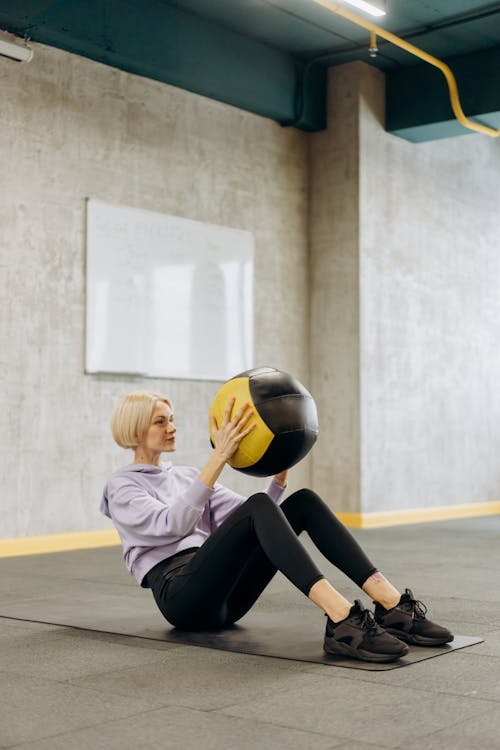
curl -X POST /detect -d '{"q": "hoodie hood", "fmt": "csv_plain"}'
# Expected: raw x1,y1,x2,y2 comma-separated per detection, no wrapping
100,462,172,517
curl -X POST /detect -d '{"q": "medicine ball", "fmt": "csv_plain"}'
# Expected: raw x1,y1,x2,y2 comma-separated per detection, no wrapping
208,366,319,477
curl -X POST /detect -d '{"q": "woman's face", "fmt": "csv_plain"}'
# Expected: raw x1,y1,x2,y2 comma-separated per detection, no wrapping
140,401,176,454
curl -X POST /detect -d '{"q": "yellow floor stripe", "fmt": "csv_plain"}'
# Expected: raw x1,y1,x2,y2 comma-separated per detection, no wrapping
0,529,120,558
337,501,500,529
0,501,499,558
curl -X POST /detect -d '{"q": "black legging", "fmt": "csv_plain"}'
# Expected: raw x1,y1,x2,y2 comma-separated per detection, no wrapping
146,489,377,630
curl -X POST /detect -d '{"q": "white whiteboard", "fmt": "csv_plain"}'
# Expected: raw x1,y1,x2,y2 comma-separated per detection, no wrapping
85,199,254,381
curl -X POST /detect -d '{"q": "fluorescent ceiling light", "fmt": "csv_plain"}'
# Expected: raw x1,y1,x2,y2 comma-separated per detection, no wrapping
340,0,386,17
0,32,33,62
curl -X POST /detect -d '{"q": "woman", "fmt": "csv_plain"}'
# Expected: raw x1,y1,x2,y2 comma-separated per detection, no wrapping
101,390,453,663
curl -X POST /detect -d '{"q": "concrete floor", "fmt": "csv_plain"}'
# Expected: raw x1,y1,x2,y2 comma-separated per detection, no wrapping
0,515,499,750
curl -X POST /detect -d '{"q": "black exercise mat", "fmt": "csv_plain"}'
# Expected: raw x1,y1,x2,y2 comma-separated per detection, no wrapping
152,622,481,670
0,548,483,670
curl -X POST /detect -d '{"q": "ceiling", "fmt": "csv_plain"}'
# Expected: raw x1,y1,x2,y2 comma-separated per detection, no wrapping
166,0,500,67
1,0,499,141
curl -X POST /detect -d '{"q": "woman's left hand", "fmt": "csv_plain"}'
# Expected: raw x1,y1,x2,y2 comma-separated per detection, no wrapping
273,470,288,488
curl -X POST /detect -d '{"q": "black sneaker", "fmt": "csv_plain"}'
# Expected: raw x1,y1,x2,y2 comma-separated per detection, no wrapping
374,589,454,646
323,600,409,663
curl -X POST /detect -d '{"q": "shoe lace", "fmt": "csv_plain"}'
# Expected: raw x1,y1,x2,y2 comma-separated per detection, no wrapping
360,608,380,632
406,596,428,620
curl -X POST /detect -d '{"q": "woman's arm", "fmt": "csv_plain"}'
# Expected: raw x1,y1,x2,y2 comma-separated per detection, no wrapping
273,470,288,489
199,397,256,488
209,474,287,529
204,401,290,526
198,450,227,490
106,476,212,545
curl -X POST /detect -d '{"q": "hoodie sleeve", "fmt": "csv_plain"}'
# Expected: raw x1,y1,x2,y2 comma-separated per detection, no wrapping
105,475,213,546
210,478,286,530
265,478,287,505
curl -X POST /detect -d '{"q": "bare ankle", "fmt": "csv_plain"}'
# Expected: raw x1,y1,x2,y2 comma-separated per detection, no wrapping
362,572,400,610
308,578,352,623
328,604,352,623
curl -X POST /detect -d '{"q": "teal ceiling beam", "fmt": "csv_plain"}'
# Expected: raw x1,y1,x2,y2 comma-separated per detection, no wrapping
386,44,500,143
0,0,326,131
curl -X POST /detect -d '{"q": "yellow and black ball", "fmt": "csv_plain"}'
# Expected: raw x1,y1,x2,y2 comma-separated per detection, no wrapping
208,366,319,477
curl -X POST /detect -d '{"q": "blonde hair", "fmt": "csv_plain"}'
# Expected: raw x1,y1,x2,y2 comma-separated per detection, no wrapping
111,391,172,449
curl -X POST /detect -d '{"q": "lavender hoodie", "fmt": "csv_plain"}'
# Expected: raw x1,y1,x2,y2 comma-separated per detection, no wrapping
100,461,286,588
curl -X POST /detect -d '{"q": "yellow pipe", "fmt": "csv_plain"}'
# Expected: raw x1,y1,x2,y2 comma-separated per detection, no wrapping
309,0,500,138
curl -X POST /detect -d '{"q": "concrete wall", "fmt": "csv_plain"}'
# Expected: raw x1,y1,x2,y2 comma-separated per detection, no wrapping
360,63,500,513
310,62,500,515
309,64,361,514
0,42,310,539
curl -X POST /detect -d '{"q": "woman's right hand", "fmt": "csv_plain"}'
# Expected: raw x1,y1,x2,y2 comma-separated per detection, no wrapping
210,397,256,462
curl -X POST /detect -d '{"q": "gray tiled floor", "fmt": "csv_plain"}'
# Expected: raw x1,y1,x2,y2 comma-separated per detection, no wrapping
1,515,499,750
